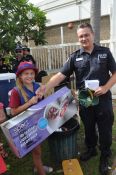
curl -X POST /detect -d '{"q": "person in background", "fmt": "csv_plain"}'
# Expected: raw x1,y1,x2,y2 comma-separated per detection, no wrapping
0,102,8,161
36,23,116,175
9,61,46,175
0,56,10,73
22,54,36,66
12,45,36,73
22,46,30,57
11,46,24,73
22,46,36,66
35,70,48,83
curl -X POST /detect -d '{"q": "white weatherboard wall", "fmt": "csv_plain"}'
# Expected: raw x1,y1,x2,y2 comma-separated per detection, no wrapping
37,0,111,26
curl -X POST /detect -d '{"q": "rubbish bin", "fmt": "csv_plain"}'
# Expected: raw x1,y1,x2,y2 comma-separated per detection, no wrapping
0,73,16,107
48,117,80,164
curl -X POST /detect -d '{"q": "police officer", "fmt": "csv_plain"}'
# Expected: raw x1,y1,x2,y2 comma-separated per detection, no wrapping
0,56,10,73
12,45,36,73
11,46,24,73
22,45,30,57
22,46,36,65
36,23,116,175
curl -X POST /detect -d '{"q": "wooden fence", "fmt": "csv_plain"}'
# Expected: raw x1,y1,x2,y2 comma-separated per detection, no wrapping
30,40,110,73
30,40,116,96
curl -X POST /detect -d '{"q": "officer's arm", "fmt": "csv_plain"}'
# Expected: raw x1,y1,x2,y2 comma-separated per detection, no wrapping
36,72,66,96
46,72,66,90
104,72,116,91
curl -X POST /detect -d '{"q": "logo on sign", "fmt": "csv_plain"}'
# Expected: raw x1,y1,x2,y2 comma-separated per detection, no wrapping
38,118,48,129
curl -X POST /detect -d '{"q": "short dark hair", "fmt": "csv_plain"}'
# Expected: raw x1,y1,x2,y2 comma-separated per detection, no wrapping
35,70,48,83
77,23,94,33
23,47,30,52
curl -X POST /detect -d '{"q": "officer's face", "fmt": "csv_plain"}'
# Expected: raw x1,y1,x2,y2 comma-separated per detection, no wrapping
77,27,94,51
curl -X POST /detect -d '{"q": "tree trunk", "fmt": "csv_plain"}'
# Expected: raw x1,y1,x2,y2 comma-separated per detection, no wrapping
90,0,101,45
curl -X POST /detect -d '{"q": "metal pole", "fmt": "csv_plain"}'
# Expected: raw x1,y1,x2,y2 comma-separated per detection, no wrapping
60,26,64,44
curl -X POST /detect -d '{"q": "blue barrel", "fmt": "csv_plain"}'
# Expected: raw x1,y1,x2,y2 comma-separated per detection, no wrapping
0,73,16,107
48,117,80,164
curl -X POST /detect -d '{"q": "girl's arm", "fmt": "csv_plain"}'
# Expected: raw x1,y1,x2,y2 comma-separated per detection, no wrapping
11,96,38,116
9,89,39,116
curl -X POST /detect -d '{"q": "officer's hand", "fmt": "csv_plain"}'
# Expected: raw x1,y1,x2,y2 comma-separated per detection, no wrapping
94,86,108,96
36,85,46,99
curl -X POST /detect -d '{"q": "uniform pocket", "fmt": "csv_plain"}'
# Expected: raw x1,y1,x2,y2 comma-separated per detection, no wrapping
98,59,107,70
75,60,86,69
98,58,107,64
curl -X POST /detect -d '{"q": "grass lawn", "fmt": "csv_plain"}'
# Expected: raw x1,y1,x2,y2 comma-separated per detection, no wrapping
1,101,116,175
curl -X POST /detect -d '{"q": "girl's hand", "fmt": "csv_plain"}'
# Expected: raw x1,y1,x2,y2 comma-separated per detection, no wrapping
36,85,46,99
28,96,39,105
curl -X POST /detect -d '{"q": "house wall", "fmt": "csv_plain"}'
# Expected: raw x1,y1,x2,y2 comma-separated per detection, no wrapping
36,0,111,26
45,15,110,45
28,15,110,47
27,0,111,46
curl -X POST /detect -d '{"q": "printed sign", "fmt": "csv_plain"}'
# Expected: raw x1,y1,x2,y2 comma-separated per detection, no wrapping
1,87,77,158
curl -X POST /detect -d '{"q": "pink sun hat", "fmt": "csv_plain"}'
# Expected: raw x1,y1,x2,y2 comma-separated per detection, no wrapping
16,61,38,76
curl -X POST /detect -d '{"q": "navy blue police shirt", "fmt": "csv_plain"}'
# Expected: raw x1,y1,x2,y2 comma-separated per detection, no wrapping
61,44,116,91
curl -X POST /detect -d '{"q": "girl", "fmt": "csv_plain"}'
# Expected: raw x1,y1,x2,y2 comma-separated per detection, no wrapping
9,61,46,175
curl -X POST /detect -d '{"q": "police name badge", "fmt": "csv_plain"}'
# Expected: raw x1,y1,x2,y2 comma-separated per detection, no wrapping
76,57,83,61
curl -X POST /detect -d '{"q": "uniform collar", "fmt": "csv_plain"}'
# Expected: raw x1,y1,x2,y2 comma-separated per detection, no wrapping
80,47,85,55
79,44,98,55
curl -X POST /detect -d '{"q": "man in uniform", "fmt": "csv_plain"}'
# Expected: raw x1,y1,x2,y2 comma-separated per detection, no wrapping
36,23,116,175
22,46,36,65
11,46,24,73
22,45,30,57
12,45,36,73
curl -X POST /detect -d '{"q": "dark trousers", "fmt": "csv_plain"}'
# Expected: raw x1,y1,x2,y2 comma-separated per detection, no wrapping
79,95,114,157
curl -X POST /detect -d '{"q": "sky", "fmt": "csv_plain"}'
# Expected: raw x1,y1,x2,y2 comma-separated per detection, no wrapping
28,0,43,5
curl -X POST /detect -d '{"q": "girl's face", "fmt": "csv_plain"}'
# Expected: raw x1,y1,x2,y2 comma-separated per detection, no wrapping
19,69,35,85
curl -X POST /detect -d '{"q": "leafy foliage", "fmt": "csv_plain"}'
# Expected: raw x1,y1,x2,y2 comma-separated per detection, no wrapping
0,0,47,53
